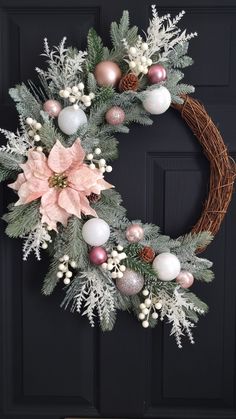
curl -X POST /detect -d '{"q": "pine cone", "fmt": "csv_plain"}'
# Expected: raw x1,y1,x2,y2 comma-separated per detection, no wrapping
139,246,155,263
88,193,101,203
119,73,139,92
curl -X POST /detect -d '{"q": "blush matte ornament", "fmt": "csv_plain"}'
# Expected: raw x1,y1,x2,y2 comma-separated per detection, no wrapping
43,100,62,118
58,106,87,135
89,246,108,265
142,86,171,115
148,64,167,84
82,218,110,246
116,268,144,296
126,224,144,243
94,61,122,87
152,252,181,281
105,106,125,125
176,270,194,289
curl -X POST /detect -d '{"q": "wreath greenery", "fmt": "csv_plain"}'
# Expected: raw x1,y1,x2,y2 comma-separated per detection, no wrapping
0,6,234,347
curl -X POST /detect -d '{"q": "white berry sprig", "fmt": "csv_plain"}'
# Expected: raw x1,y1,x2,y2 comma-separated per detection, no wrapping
123,36,153,76
56,255,77,285
102,245,127,279
59,83,95,109
138,289,163,328
86,148,112,173
26,117,42,148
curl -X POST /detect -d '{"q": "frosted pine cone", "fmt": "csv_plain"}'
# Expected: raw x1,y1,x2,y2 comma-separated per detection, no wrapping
88,193,101,203
139,246,155,263
119,73,139,92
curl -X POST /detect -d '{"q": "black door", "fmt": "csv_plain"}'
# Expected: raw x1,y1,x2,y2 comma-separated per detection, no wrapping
1,1,236,418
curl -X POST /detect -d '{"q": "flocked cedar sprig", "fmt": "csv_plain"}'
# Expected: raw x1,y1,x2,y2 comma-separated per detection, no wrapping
0,5,215,346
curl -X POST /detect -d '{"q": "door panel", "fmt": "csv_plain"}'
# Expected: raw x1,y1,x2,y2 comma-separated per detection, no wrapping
0,1,236,418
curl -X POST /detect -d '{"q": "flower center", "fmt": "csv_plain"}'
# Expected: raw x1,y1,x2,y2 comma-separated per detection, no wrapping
48,173,68,189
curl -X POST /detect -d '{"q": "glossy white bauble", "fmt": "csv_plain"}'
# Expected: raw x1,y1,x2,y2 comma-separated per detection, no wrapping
152,252,181,281
58,106,87,135
142,86,171,115
82,218,110,246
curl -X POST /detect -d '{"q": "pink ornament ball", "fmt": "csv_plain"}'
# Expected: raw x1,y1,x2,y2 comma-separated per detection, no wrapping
89,246,108,265
116,269,144,296
43,100,62,118
94,60,122,87
105,106,125,125
176,271,194,289
126,224,144,243
148,64,167,84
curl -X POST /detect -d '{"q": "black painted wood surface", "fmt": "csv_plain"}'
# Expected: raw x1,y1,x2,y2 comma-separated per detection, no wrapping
0,1,236,418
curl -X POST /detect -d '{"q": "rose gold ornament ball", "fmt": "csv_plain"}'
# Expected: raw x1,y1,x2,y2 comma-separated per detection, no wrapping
126,224,144,243
43,100,62,118
94,60,122,87
148,64,167,84
176,270,194,289
105,106,125,125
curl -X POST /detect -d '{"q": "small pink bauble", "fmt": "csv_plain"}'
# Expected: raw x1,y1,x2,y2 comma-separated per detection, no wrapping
148,64,167,84
116,269,144,296
105,106,125,125
176,271,194,289
43,100,62,117
89,246,108,265
94,61,122,87
126,224,144,243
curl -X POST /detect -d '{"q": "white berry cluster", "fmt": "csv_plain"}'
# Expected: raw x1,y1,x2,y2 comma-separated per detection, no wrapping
138,289,163,328
86,149,112,174
102,245,127,279
123,37,153,76
41,230,52,250
59,83,95,109
26,117,42,151
56,255,77,285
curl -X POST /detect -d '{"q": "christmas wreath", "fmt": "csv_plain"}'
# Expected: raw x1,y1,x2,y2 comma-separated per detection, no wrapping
0,6,235,348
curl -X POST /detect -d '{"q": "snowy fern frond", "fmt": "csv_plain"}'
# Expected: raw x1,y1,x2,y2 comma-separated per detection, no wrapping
0,128,32,156
145,5,197,62
72,269,117,330
158,287,206,348
21,223,52,261
36,37,87,93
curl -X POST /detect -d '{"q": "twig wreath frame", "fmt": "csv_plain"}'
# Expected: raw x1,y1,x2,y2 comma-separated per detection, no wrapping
173,95,236,248
0,5,235,347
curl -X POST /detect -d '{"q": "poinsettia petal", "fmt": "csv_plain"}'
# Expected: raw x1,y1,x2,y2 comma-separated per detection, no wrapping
68,166,103,191
16,178,49,205
48,140,73,173
40,203,69,229
40,188,69,228
8,173,26,190
20,149,51,180
69,138,85,169
79,193,98,217
58,187,82,219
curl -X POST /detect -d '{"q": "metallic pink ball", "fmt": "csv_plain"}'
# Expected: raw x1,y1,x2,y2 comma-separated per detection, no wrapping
105,106,125,125
43,100,62,117
126,224,144,243
176,271,194,289
89,247,108,265
94,61,122,87
148,64,167,84
116,269,144,296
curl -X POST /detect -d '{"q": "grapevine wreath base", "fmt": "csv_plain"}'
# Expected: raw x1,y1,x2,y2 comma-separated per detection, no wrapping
0,6,235,347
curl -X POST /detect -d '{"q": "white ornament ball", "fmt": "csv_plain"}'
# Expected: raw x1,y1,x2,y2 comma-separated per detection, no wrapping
58,106,87,135
152,252,181,281
82,218,110,246
142,86,171,115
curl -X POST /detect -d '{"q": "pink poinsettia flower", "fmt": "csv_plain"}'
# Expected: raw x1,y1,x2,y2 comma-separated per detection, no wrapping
9,139,113,230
